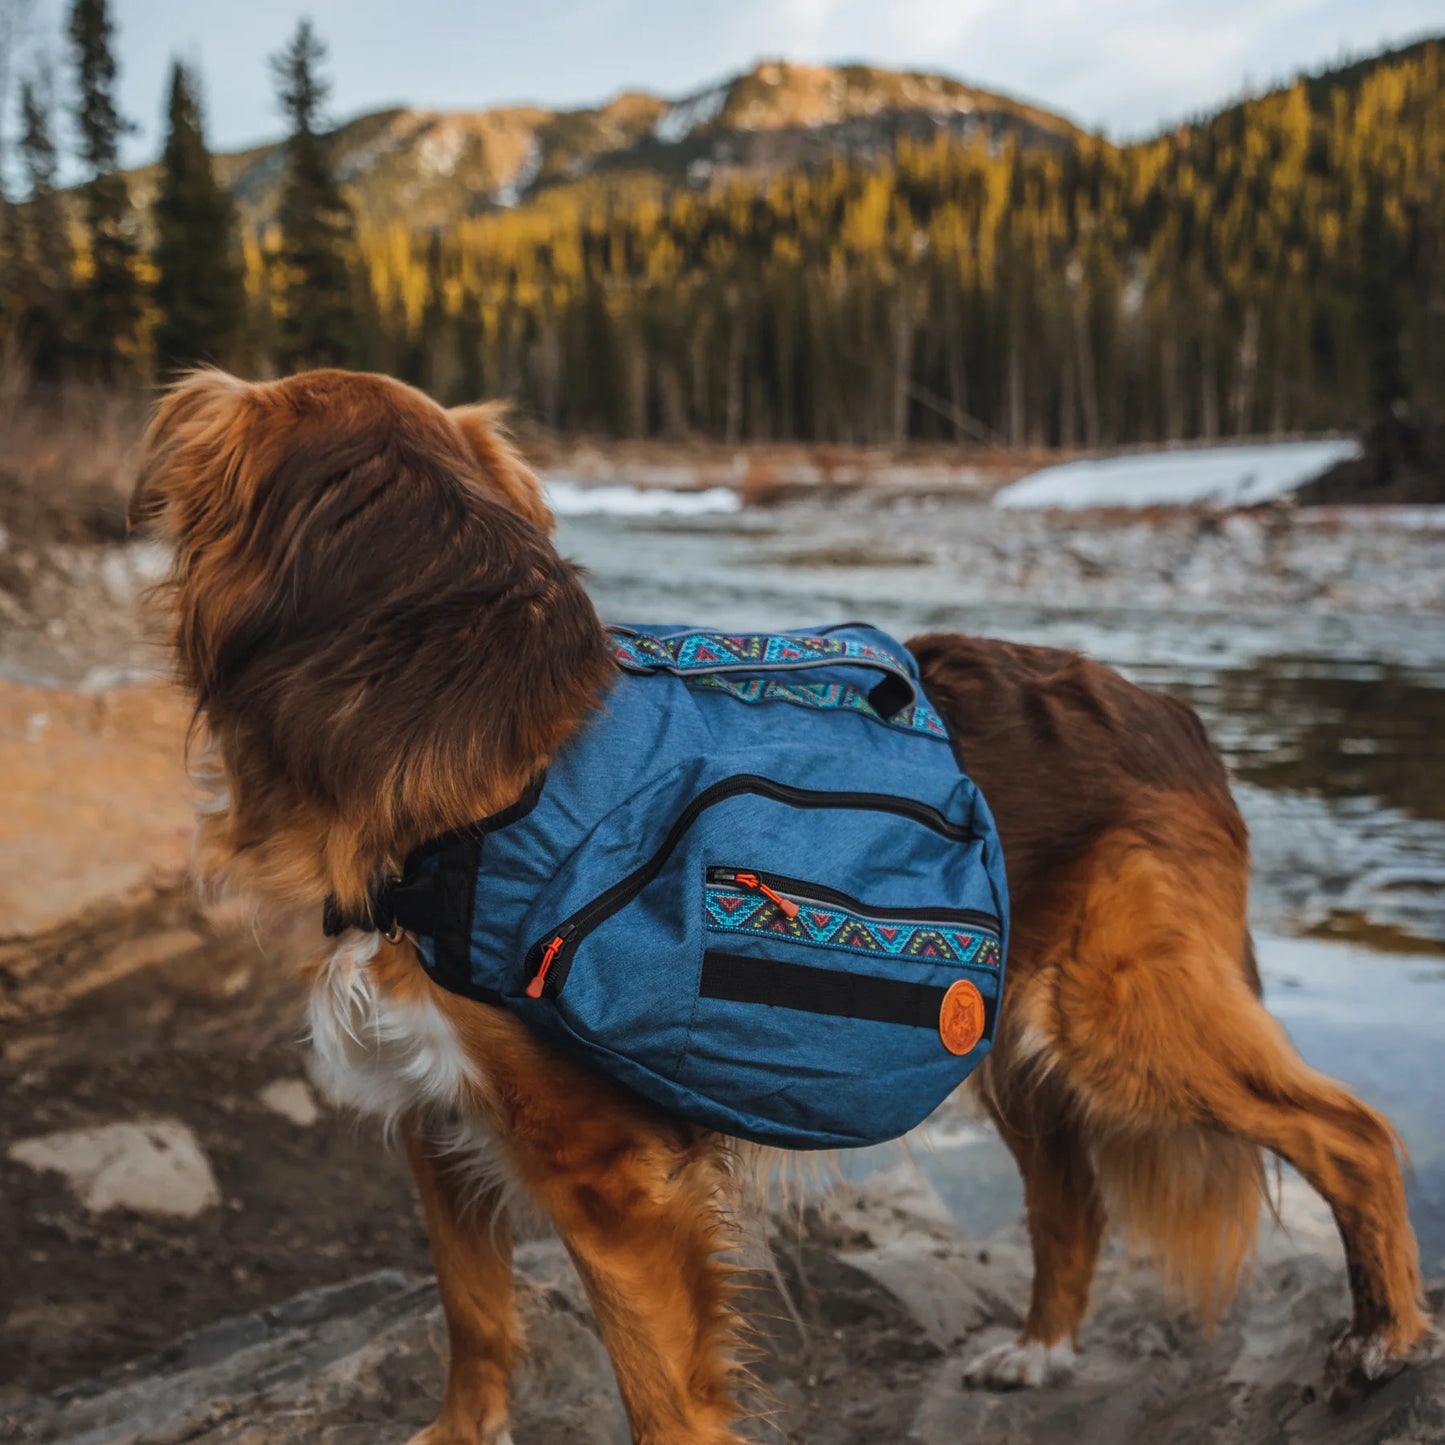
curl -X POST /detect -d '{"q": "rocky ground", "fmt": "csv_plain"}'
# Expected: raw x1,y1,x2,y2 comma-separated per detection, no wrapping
2,1165,1441,1445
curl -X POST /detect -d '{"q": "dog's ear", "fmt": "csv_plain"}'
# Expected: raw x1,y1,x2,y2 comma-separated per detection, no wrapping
449,402,554,535
130,369,253,536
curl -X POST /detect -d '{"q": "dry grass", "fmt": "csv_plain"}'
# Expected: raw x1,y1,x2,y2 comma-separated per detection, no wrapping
0,349,149,545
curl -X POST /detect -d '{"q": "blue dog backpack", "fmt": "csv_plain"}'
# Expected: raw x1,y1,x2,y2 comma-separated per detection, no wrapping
342,623,1009,1150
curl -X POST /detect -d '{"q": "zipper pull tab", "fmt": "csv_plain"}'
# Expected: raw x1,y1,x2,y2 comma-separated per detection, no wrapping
735,872,800,920
526,934,567,999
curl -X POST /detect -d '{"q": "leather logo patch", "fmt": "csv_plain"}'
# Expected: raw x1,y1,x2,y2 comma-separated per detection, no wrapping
939,979,986,1056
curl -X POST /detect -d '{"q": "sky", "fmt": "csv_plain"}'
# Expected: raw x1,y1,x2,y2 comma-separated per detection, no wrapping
11,0,1443,168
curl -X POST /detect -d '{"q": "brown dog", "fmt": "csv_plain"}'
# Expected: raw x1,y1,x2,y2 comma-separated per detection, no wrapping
131,367,1431,1444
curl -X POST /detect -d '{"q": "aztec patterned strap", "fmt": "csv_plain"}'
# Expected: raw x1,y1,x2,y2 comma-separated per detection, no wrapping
610,629,918,706
705,882,1002,968
685,672,949,738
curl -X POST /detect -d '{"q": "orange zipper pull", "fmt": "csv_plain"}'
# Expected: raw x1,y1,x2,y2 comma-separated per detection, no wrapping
734,872,800,920
526,935,566,998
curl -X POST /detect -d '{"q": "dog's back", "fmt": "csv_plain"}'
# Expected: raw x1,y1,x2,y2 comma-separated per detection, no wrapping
910,632,1243,908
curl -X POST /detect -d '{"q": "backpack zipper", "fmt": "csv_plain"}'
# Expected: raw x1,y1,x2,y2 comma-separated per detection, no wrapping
706,867,1000,933
523,775,976,998
723,872,801,919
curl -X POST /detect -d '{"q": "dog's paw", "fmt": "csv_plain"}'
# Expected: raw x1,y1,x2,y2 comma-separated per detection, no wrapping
1325,1331,1412,1409
406,1424,514,1445
963,1338,1077,1390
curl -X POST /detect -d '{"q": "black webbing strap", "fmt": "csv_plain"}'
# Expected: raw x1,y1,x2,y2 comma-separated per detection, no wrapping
699,950,997,1033
320,773,547,941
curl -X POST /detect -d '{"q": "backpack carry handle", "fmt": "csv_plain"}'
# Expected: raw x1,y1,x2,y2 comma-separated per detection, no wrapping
609,628,919,718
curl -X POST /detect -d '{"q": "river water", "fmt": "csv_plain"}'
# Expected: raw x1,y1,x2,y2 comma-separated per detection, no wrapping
554,494,1445,1269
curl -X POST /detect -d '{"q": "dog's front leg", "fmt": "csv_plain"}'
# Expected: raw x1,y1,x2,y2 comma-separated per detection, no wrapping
404,1117,519,1445
514,1095,746,1444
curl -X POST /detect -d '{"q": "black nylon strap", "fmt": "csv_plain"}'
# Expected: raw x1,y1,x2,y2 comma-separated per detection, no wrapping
321,772,547,939
322,891,395,938
426,833,482,995
699,950,996,1034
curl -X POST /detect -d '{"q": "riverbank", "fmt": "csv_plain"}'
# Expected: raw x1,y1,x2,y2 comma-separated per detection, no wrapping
4,1164,1442,1444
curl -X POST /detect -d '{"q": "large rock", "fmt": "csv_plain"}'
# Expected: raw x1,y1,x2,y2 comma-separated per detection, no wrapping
8,1119,220,1219
0,1246,629,1445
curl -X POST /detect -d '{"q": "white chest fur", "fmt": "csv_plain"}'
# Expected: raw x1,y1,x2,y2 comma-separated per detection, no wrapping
307,931,478,1132
307,934,526,1217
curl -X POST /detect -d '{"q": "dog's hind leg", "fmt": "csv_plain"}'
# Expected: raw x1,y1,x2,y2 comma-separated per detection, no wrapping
964,1094,1104,1388
1037,827,1432,1401
1168,997,1433,1401
404,1118,519,1445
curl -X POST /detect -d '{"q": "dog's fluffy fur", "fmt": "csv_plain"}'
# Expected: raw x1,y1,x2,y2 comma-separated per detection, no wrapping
132,368,1432,1444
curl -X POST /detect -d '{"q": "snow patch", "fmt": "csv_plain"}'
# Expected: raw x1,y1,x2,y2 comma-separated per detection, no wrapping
654,85,729,143
495,136,543,207
544,478,741,517
993,440,1361,511
415,119,468,177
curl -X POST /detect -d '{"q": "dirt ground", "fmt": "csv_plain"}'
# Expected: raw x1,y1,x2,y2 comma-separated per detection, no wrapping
0,901,435,1404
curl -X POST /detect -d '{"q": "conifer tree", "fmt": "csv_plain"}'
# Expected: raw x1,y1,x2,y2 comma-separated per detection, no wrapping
12,70,69,379
270,19,357,370
151,60,245,374
66,0,140,378
0,0,33,349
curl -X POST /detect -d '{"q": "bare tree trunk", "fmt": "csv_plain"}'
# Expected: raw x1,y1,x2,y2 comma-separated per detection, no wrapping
1200,323,1220,441
942,283,969,444
536,311,562,429
1230,303,1260,436
890,286,913,448
1075,291,1101,448
658,360,688,439
1007,330,1024,449
1059,351,1077,450
689,310,710,434
625,332,647,439
1162,324,1182,442
724,289,744,445
1271,355,1287,436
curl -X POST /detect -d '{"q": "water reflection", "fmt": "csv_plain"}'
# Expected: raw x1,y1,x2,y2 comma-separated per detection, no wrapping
1177,660,1445,822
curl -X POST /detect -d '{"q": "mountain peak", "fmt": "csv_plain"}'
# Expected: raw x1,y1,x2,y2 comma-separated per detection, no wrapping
129,60,1082,234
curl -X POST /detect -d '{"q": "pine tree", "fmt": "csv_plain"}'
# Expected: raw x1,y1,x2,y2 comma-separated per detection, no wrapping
151,60,245,374
67,0,140,379
270,19,357,370
12,69,70,379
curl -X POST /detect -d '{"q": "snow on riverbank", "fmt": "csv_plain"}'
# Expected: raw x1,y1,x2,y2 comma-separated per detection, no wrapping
543,477,741,517
994,439,1362,510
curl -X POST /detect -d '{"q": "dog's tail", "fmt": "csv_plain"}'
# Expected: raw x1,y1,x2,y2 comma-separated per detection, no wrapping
1089,929,1271,1323
1091,1116,1269,1322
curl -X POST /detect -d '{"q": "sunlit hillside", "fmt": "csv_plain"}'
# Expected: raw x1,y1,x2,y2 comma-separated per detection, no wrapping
115,61,1085,232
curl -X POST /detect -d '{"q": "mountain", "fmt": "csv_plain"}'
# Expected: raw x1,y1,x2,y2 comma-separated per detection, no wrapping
120,61,1086,232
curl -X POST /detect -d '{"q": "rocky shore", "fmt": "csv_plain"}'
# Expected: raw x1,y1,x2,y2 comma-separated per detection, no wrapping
3,1168,1441,1445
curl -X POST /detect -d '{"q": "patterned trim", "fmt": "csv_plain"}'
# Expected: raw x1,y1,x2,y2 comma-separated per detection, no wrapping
612,630,913,676
686,672,949,738
705,885,1001,968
